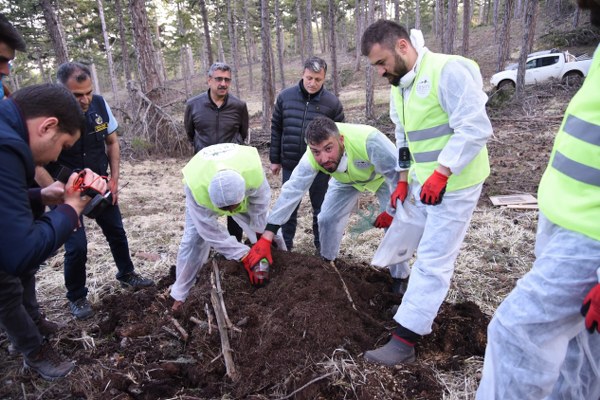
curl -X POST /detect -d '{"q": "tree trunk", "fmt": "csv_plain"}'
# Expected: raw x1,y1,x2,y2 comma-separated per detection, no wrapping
493,0,500,41
97,0,119,105
434,0,441,38
129,0,163,94
444,0,457,54
275,0,286,90
227,0,241,95
496,0,514,72
380,0,387,19
354,0,363,72
516,0,537,98
394,0,400,21
415,0,421,30
260,0,275,136
114,0,132,83
365,0,375,120
243,0,254,91
461,0,470,56
306,0,314,56
296,0,306,62
39,0,69,65
90,63,101,94
177,2,192,98
328,0,339,96
199,0,213,66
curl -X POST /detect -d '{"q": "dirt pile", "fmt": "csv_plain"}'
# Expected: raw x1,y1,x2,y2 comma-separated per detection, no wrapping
1,250,489,399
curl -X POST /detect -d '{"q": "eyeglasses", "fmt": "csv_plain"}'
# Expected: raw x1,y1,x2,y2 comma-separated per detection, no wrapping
212,76,232,83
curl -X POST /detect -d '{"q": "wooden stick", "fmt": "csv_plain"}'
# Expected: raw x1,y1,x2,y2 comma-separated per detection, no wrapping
210,272,239,381
204,303,213,335
190,316,217,331
211,260,241,332
161,325,180,340
170,317,189,341
275,371,336,400
327,260,357,311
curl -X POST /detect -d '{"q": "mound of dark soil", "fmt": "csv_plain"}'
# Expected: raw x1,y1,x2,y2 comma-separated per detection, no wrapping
1,250,489,399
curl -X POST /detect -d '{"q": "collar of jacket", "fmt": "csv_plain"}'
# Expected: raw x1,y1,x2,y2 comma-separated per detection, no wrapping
206,89,229,109
0,99,28,144
298,79,324,100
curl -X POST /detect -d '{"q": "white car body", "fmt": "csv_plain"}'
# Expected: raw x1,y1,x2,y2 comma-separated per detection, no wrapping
490,50,593,88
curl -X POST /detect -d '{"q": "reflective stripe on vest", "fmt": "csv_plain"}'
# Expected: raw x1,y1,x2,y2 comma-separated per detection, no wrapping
182,143,264,216
392,51,490,191
538,44,600,241
307,123,385,193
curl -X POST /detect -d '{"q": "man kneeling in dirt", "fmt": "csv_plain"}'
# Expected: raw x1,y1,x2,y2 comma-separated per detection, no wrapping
171,143,284,312
245,116,400,271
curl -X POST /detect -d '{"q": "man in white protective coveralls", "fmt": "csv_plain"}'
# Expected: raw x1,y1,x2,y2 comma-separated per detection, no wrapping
243,116,400,270
476,1,600,398
170,143,284,312
360,21,492,365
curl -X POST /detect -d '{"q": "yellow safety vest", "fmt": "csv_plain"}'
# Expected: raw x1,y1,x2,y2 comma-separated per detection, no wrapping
182,143,264,216
391,51,490,191
307,123,385,192
538,45,600,241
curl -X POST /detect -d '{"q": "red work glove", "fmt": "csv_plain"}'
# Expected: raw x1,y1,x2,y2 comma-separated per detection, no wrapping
420,170,448,205
581,284,600,334
374,211,393,229
241,255,262,286
245,236,273,268
390,181,408,208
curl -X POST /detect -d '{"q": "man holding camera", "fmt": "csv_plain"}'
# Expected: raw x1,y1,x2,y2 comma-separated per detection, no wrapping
36,62,153,321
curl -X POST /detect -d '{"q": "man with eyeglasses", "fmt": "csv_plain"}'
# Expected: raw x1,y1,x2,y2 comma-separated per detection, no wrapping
184,62,249,242
270,57,345,253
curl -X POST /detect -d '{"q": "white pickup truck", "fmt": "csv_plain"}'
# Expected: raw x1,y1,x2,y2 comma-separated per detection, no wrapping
490,50,593,89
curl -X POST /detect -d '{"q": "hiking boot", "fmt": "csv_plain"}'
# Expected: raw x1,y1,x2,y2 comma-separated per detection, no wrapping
69,298,94,320
24,342,75,381
171,300,184,314
118,272,154,288
392,278,409,295
364,336,416,366
35,313,60,337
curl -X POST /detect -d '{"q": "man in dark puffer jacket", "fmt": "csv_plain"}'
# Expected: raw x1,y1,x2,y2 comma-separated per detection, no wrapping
269,57,345,251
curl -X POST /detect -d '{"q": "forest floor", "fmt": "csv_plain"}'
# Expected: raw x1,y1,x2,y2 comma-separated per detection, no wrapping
1,9,597,400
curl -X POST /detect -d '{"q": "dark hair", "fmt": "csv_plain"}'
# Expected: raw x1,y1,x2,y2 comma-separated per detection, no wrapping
361,19,410,56
0,14,26,52
303,56,327,74
56,62,92,85
11,84,85,136
305,116,339,145
208,62,231,77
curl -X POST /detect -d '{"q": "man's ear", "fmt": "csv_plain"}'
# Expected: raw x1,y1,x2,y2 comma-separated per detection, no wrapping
38,117,59,136
395,38,409,56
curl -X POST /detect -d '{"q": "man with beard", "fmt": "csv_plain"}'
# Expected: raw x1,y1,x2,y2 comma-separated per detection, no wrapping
244,116,398,269
476,1,600,398
359,21,492,365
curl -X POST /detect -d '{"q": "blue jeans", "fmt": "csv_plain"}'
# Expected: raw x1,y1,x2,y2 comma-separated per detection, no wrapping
0,268,42,357
281,168,329,251
64,203,134,302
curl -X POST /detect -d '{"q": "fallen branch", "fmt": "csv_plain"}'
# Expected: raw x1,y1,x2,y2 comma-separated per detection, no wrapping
210,269,239,381
161,325,181,340
190,316,217,331
204,303,213,335
326,260,357,311
170,317,189,341
211,260,241,332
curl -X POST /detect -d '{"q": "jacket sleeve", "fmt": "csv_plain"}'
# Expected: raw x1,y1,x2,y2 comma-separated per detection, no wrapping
437,59,493,175
366,131,400,214
270,95,283,164
184,102,195,143
0,147,78,276
333,98,345,123
267,154,318,227
184,185,250,261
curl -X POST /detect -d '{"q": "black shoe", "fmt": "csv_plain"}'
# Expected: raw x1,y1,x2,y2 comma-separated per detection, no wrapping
118,272,154,288
69,298,94,320
24,342,75,381
392,278,409,295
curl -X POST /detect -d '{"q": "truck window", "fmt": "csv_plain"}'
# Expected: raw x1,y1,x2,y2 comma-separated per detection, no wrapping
539,56,560,67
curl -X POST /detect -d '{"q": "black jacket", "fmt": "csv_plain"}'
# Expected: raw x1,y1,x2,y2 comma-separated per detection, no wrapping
270,80,345,170
0,99,78,276
184,90,249,154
